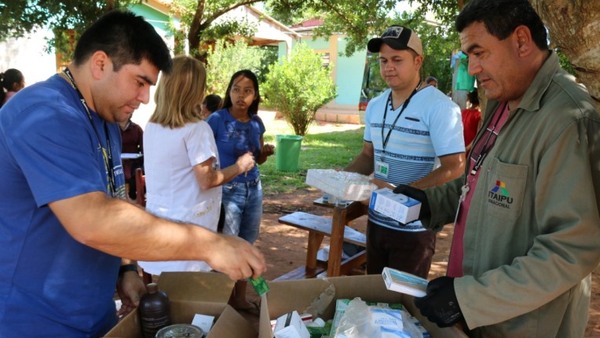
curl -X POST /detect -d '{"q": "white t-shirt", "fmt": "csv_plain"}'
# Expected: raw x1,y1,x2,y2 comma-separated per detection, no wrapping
139,120,221,274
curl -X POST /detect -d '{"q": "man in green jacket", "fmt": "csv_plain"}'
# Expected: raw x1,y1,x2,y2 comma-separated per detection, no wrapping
396,0,600,336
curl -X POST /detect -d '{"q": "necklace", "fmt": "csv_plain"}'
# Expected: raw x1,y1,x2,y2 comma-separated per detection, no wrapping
381,81,422,155
61,68,118,197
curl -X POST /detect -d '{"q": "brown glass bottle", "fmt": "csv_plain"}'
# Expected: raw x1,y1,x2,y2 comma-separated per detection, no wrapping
139,283,171,338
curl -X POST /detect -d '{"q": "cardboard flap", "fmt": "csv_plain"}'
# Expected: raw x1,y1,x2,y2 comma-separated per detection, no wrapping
258,294,271,338
207,305,256,338
266,278,333,318
158,272,234,303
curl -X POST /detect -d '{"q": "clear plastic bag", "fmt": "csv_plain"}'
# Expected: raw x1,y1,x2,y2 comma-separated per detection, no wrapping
333,298,423,338
334,298,379,338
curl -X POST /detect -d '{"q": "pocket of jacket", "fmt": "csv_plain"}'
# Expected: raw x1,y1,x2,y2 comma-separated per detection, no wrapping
483,158,528,222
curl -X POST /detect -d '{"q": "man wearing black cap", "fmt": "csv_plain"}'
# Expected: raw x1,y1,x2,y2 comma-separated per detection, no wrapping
345,26,465,278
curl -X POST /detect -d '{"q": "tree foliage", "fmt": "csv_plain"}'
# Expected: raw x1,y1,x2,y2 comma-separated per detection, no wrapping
394,11,459,93
0,0,265,61
1,0,597,108
169,0,262,60
266,0,400,57
262,44,337,136
0,0,137,55
205,40,267,97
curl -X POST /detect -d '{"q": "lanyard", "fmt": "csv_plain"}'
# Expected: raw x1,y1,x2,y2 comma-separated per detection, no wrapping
61,68,117,196
470,102,509,175
381,84,420,153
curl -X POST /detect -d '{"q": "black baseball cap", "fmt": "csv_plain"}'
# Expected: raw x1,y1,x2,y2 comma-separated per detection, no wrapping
367,26,423,56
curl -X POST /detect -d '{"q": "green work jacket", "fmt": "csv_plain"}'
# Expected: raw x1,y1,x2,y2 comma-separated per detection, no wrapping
424,51,600,337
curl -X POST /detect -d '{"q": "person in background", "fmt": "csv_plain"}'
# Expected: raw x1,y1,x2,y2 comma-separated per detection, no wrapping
206,69,275,310
345,25,465,278
206,70,275,247
395,0,600,336
461,89,482,151
0,68,25,107
201,93,222,118
119,117,144,200
0,11,266,337
139,56,255,276
425,75,438,88
451,49,475,110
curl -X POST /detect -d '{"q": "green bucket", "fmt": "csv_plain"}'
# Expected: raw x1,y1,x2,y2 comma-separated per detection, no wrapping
275,135,303,172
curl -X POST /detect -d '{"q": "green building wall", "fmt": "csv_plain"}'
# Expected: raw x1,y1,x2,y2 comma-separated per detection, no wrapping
129,4,171,37
301,37,366,107
335,37,367,106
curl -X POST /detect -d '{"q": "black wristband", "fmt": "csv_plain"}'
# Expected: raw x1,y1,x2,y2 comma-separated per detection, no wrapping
118,264,138,277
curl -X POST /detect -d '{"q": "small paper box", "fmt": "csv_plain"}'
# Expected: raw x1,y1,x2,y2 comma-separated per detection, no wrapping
382,267,429,298
369,188,421,224
274,311,311,338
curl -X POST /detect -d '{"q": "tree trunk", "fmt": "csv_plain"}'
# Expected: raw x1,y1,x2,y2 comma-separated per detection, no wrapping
187,0,206,60
531,0,600,110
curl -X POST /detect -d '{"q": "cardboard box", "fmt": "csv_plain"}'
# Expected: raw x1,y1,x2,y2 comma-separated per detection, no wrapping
369,188,421,224
258,274,467,338
105,272,256,338
107,273,466,338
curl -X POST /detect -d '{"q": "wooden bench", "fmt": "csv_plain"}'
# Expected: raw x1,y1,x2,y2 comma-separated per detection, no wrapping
276,201,368,280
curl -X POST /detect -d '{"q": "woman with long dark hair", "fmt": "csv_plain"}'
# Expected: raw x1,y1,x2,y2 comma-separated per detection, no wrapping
207,69,274,243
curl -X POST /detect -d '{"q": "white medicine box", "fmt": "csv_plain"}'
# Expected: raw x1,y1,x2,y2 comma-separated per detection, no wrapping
369,188,421,224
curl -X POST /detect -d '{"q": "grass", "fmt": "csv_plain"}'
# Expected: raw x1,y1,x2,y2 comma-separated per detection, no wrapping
258,111,365,195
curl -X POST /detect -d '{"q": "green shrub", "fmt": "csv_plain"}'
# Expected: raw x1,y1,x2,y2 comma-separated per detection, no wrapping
205,40,267,97
262,43,337,136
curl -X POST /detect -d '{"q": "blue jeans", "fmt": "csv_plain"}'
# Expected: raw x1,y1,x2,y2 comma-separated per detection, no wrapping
221,178,263,243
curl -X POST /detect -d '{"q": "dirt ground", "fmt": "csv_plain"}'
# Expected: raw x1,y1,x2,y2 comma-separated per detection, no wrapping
255,188,600,337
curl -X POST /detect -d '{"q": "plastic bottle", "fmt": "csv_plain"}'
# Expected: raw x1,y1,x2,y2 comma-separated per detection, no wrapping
139,283,171,338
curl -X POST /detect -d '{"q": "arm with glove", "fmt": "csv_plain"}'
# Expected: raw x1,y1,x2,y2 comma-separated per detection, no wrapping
414,277,465,328
392,182,467,329
393,178,463,231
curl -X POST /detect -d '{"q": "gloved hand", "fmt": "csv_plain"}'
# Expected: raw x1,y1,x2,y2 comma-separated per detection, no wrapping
393,184,430,219
414,276,463,328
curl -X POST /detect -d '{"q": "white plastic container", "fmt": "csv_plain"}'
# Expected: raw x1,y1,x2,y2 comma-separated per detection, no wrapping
305,169,376,201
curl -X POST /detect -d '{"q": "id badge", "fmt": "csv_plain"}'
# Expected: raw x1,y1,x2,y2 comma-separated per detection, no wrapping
375,160,389,178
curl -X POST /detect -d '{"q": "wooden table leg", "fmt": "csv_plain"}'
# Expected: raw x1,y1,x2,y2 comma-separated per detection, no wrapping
327,206,347,277
306,232,324,276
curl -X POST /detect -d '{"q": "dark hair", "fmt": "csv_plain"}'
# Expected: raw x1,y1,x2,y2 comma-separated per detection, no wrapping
203,94,222,113
0,68,24,107
222,70,261,116
73,10,172,73
455,0,548,51
467,89,479,107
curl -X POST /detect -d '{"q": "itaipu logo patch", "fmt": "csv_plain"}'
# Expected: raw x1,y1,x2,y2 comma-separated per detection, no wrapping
488,180,513,209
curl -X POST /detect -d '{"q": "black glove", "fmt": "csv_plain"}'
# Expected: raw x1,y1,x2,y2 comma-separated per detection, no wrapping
414,276,463,328
393,184,430,219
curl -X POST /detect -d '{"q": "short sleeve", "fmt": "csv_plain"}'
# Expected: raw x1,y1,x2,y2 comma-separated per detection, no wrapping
185,122,218,166
8,103,104,207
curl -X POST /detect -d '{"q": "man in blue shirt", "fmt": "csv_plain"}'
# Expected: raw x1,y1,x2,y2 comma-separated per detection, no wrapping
0,10,266,337
345,26,465,278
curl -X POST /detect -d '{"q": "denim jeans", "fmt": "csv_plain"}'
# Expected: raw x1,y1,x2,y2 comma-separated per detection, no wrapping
221,178,263,243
